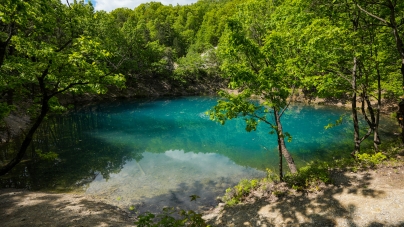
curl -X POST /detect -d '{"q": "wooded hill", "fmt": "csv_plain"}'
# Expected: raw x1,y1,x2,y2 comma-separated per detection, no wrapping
0,0,403,176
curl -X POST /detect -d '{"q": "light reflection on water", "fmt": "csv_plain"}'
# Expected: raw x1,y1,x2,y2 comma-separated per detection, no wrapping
85,150,265,212
0,96,398,213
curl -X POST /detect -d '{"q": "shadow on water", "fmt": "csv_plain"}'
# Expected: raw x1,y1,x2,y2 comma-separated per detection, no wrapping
130,180,225,214
0,110,144,191
207,171,404,227
83,150,266,214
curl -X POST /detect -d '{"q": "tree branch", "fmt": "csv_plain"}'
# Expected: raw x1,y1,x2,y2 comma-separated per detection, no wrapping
51,81,90,97
55,39,72,52
325,69,352,85
356,4,390,26
279,81,296,118
247,112,274,128
359,127,372,143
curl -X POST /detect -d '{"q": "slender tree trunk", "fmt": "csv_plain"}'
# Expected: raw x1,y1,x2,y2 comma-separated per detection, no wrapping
0,66,51,176
387,1,404,142
398,100,404,142
0,41,7,68
351,57,361,157
274,108,297,175
356,1,404,142
359,73,376,147
278,143,283,182
389,11,404,84
373,65,381,150
0,97,49,176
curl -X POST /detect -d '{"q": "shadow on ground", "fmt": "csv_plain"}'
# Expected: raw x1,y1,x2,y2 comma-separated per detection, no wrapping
0,177,228,227
205,168,404,227
2,167,404,227
0,189,134,227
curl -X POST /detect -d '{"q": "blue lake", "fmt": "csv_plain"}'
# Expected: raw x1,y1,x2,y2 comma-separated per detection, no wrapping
0,96,397,213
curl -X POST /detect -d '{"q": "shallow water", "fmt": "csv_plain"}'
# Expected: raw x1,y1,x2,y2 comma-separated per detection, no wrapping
0,96,397,213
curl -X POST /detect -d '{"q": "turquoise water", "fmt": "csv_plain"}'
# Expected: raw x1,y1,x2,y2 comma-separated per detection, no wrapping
0,96,397,212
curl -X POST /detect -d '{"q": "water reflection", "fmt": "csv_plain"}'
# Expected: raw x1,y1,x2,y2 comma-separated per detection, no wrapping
0,110,143,191
0,96,398,213
86,150,265,213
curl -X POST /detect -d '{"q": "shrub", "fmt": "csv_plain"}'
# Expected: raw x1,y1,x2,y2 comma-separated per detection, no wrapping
222,178,259,205
284,161,331,191
356,152,387,168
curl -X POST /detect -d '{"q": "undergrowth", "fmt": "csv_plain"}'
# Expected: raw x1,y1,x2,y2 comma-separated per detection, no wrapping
134,141,403,225
222,140,403,206
222,178,260,206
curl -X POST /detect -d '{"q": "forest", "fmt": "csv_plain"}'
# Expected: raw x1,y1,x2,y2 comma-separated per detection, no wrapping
1,0,403,175
0,0,404,225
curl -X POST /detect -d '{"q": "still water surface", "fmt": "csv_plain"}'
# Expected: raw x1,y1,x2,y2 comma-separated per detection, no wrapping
0,96,397,212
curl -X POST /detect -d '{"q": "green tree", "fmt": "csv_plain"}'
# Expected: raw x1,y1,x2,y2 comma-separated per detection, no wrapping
351,0,404,142
0,0,125,175
300,0,400,154
209,0,300,180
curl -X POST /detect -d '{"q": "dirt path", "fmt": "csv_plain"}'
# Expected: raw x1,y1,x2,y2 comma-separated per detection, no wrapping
204,165,404,227
1,166,404,226
0,190,135,226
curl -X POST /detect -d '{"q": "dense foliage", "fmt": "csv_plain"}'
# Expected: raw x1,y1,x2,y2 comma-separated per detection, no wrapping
1,0,403,178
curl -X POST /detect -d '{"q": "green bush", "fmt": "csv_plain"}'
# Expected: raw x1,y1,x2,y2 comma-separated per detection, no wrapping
284,161,331,191
356,152,387,168
265,168,280,182
222,178,259,205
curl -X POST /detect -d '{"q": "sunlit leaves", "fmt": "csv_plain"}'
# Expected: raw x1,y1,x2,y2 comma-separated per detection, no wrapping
1,0,126,115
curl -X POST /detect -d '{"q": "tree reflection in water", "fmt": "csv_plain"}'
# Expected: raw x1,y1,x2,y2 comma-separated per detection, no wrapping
0,108,144,191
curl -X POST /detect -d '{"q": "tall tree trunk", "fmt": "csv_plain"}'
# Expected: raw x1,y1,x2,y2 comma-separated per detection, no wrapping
388,6,404,83
274,107,297,175
351,57,361,157
0,41,7,68
0,66,51,176
356,1,404,142
373,65,381,150
360,70,376,150
398,100,404,142
278,142,283,182
387,1,404,142
0,97,49,176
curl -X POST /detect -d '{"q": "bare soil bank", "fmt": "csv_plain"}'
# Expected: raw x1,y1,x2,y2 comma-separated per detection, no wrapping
1,163,404,227
203,164,404,227
0,190,136,227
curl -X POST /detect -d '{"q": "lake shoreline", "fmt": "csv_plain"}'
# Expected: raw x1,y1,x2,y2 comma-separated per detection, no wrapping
1,89,398,143
203,162,404,226
1,159,403,226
